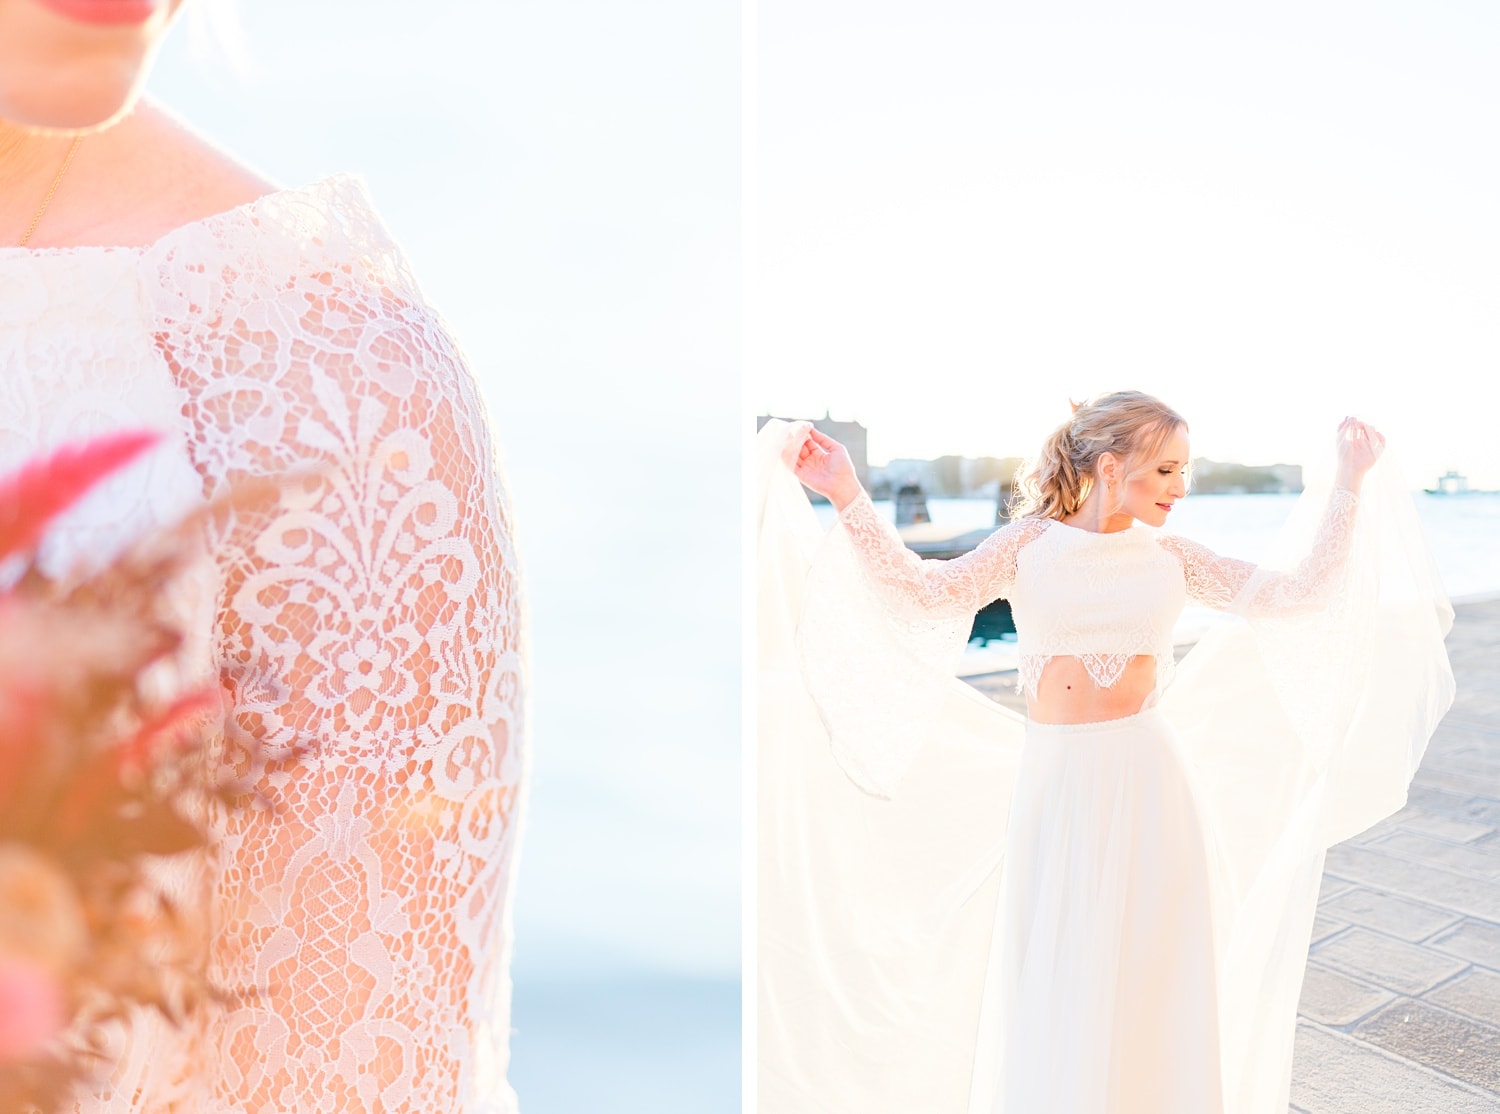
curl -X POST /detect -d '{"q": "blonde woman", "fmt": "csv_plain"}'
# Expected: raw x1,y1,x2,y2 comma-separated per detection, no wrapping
756,391,1453,1113
1,2,526,1111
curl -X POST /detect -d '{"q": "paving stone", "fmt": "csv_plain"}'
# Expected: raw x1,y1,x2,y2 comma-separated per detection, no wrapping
1414,764,1500,797
1420,761,1500,792
1419,734,1500,765
1398,811,1496,845
1423,731,1500,763
1424,721,1500,746
1455,799,1500,827
1354,998,1500,1093
1367,830,1500,879
1311,928,1468,996
1310,915,1347,946
1407,783,1491,820
1403,785,1500,827
1322,845,1500,921
1318,874,1357,903
1317,887,1463,943
1348,812,1408,847
1298,962,1395,1027
1431,920,1500,969
1289,1022,1500,1113
1428,968,1500,1030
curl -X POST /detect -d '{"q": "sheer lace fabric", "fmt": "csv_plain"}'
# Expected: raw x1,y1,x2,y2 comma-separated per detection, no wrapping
0,176,526,1114
1008,522,1183,699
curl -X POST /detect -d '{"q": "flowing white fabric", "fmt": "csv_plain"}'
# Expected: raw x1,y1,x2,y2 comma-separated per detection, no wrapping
0,175,527,1114
756,418,1453,1114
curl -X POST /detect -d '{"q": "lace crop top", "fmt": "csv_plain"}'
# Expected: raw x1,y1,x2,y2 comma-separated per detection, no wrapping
834,488,1360,699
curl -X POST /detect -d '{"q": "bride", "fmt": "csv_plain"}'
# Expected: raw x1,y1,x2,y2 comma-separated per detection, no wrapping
756,391,1454,1113
1,2,526,1111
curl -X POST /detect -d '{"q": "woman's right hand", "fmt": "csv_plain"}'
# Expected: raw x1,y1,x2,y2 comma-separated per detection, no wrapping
792,427,863,511
1334,416,1385,494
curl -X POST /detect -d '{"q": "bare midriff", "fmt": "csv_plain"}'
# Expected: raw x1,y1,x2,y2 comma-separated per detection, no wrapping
1025,654,1159,725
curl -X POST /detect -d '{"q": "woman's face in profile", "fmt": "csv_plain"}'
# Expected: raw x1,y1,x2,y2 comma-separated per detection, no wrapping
0,0,186,130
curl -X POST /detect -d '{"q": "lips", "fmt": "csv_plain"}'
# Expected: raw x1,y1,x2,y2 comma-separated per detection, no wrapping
30,0,163,26
1156,503,1174,513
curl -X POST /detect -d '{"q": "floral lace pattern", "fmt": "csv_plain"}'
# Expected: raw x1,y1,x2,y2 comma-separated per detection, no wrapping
0,176,526,1114
1008,523,1187,699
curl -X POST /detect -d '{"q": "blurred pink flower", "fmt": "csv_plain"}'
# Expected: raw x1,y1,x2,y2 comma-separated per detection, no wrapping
0,957,66,1062
0,844,87,975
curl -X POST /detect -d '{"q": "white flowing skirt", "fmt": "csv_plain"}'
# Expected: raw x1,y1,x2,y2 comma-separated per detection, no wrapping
970,709,1223,1114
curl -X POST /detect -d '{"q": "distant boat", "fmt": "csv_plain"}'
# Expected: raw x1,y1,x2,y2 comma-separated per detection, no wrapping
1424,471,1497,496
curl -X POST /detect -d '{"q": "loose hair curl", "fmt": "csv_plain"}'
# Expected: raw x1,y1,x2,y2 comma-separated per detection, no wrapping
1010,390,1187,521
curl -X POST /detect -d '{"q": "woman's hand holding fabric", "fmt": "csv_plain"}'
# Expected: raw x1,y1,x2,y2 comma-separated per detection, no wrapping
1334,416,1385,494
792,427,862,510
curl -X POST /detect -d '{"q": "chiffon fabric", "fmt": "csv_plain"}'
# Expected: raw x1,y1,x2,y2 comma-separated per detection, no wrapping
756,419,1454,1114
0,177,527,1113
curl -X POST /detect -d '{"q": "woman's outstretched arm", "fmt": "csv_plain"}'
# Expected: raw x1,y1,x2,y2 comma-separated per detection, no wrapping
1159,417,1383,614
792,426,1048,619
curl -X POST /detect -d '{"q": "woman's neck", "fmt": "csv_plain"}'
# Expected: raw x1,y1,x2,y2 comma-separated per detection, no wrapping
0,102,275,250
0,120,80,242
1060,490,1135,534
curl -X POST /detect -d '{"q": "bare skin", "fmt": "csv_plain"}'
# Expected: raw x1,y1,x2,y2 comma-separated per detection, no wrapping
0,0,273,247
793,416,1384,725
0,99,274,249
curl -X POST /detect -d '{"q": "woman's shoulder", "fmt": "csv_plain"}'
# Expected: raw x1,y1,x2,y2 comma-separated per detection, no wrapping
132,102,278,230
33,100,277,250
992,514,1054,550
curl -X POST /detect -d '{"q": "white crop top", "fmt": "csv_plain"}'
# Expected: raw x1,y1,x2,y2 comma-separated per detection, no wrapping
834,488,1360,698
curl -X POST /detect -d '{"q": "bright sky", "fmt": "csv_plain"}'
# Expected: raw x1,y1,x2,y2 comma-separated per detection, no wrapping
753,1,1500,490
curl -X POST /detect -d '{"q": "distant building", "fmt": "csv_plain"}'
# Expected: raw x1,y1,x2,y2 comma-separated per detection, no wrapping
1189,458,1303,494
876,455,1024,501
757,414,870,500
1431,471,1469,495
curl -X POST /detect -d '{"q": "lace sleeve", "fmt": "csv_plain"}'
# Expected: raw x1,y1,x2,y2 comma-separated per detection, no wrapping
836,491,1048,620
149,179,526,1113
1159,488,1360,614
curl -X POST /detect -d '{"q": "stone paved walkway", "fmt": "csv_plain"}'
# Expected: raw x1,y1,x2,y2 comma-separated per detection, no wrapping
965,596,1500,1112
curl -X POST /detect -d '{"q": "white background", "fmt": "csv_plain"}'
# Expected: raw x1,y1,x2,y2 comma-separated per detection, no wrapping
755,0,1500,491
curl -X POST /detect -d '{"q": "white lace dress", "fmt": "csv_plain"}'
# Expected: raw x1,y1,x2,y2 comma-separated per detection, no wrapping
756,419,1454,1114
0,175,527,1114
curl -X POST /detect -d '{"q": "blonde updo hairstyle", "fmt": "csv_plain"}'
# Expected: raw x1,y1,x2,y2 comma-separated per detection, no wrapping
1011,390,1188,521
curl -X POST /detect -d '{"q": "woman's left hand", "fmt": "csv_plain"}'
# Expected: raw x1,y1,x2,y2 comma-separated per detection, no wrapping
1335,416,1385,493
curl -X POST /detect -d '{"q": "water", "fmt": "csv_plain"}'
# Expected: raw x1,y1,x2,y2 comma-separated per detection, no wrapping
510,977,740,1113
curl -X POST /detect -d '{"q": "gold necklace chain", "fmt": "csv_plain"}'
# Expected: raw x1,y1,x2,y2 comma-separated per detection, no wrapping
18,134,83,248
